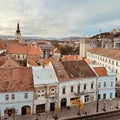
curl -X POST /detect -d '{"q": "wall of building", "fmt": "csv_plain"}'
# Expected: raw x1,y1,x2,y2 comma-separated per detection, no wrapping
87,52,120,81
6,54,27,60
58,77,97,109
0,91,34,116
97,76,116,100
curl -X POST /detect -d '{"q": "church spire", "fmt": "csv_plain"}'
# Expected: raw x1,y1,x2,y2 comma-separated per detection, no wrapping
16,22,20,33
15,22,21,42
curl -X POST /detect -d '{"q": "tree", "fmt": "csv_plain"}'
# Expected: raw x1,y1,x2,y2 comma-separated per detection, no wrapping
58,45,73,55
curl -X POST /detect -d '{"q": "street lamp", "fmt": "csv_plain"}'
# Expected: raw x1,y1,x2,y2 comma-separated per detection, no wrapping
115,86,119,109
0,108,1,120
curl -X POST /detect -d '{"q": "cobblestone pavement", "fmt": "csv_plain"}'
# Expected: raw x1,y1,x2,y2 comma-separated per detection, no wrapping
2,98,120,120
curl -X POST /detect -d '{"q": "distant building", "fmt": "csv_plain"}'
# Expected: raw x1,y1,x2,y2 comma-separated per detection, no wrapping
52,48,61,59
87,48,120,82
6,45,43,61
38,41,55,58
79,38,97,58
114,37,120,49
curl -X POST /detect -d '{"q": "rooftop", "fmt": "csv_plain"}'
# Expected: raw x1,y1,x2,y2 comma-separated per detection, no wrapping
32,65,58,86
93,67,108,77
62,60,96,78
88,48,120,60
0,67,34,92
6,45,43,55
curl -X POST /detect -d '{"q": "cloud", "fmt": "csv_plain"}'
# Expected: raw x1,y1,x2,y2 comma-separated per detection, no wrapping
0,0,120,38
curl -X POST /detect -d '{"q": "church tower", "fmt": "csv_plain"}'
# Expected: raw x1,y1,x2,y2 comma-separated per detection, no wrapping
16,22,21,43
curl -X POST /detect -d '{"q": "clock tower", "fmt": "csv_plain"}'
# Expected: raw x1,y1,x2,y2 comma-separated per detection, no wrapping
16,22,21,43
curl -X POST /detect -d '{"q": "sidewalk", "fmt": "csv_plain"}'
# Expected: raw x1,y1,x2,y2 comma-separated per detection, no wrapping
10,98,120,120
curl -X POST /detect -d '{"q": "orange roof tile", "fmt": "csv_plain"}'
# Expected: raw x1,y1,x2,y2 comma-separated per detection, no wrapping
53,48,60,53
0,56,7,66
51,58,70,82
0,57,20,68
88,48,120,60
93,67,108,76
0,67,34,92
28,56,50,66
6,45,43,55
28,46,43,55
63,55,83,61
62,60,96,78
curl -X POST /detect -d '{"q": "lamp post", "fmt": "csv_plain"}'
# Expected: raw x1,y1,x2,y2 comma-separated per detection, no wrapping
116,86,119,109
96,95,99,113
0,108,1,120
96,78,99,113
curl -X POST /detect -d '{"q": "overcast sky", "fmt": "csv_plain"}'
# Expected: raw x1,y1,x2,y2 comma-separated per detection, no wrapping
0,0,120,38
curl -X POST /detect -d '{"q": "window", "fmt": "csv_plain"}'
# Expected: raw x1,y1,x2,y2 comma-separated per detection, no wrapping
104,82,106,87
91,83,94,89
98,94,101,99
98,82,101,88
24,93,28,99
103,93,106,99
5,95,9,100
84,84,86,90
77,85,80,93
50,88,55,97
11,94,15,100
60,75,64,78
14,55,16,58
18,55,20,59
71,86,73,93
110,93,112,98
62,87,65,94
111,81,113,87
85,95,89,102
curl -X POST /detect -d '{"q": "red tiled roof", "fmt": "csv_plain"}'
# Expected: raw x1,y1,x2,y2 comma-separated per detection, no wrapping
0,40,20,47
51,58,70,82
0,43,5,50
28,46,43,55
88,48,120,60
0,57,20,68
0,67,34,92
0,56,6,66
93,67,108,76
62,60,96,78
6,45,43,55
63,55,83,61
28,56,50,66
53,48,60,53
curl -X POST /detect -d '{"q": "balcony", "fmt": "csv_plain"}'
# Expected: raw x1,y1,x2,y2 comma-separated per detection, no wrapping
74,90,95,96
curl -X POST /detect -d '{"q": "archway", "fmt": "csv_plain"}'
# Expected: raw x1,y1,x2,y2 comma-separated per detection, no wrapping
21,105,31,115
61,98,67,108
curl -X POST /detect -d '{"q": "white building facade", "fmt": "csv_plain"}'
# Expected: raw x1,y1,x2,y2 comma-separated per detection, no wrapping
87,48,120,82
58,77,97,109
0,91,34,116
32,64,59,113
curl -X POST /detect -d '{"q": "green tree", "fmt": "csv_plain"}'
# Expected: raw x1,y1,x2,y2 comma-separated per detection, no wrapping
58,45,73,55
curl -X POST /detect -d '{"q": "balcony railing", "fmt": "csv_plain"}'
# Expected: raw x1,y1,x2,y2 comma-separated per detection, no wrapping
74,90,95,96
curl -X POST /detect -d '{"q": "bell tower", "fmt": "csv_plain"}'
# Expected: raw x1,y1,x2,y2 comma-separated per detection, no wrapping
16,22,21,43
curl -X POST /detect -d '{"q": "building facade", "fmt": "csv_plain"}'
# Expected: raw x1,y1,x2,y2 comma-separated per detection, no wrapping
32,64,59,113
87,48,120,82
0,67,34,117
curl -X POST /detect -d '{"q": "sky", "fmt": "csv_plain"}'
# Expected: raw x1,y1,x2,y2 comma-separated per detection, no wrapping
0,0,120,38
